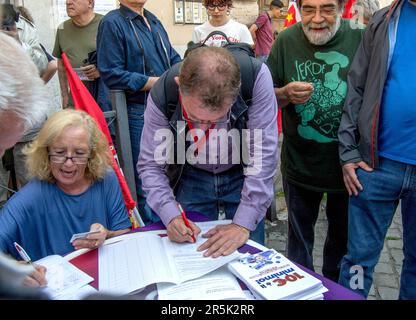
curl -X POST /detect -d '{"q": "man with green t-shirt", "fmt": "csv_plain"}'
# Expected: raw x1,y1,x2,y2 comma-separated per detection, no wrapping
267,0,363,282
53,0,108,111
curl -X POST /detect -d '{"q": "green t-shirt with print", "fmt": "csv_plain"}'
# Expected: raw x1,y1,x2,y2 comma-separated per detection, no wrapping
267,19,364,192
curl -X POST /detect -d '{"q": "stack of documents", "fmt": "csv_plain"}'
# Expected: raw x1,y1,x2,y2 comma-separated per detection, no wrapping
98,221,241,296
228,249,328,300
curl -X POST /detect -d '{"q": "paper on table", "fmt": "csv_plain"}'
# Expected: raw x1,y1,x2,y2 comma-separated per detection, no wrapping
54,284,97,300
197,219,232,234
98,232,241,296
162,233,239,281
157,266,247,300
35,255,94,299
99,233,175,295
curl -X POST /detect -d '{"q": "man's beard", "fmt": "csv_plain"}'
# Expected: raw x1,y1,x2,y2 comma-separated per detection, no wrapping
302,15,341,46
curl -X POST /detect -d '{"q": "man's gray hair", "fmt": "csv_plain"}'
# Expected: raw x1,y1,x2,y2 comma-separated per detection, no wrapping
179,46,241,112
0,32,49,132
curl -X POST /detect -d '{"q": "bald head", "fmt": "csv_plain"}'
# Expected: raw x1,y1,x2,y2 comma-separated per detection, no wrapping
178,47,241,112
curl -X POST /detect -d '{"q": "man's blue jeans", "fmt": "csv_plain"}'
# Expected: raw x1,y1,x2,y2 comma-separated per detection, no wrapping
339,157,416,299
128,104,158,224
175,164,265,245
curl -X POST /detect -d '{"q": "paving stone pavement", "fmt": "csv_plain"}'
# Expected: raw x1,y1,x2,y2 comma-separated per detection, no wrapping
265,187,403,300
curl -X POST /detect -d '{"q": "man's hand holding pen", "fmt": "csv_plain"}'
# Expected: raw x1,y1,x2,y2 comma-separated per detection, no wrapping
166,205,250,258
167,215,201,243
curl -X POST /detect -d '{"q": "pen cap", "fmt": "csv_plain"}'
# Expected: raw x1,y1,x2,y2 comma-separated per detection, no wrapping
13,242,32,262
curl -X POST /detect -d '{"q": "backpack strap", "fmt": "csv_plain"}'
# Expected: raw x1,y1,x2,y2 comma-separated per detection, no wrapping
150,62,181,120
233,51,263,107
201,30,232,45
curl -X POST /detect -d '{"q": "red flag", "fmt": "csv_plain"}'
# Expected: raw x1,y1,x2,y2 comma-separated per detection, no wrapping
342,0,356,18
61,53,139,228
284,0,301,29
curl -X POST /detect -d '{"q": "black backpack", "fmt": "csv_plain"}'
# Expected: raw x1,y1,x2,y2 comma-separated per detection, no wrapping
149,33,263,190
154,30,262,121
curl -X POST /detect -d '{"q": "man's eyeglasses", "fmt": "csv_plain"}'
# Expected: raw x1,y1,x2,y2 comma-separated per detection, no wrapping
206,4,228,11
49,154,90,165
181,107,231,126
300,5,338,17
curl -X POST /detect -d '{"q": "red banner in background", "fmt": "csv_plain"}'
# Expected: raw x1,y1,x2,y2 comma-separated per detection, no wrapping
284,0,301,29
342,0,357,19
61,53,139,227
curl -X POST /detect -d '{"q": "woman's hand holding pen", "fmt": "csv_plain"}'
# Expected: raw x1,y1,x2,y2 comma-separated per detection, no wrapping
167,215,201,243
18,262,48,287
14,242,47,287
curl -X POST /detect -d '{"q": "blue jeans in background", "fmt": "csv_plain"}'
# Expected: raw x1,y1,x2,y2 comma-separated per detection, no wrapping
283,178,349,282
175,164,265,245
127,104,159,224
339,157,416,299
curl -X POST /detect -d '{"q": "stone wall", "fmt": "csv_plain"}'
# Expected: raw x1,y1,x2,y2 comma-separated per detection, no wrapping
232,0,259,26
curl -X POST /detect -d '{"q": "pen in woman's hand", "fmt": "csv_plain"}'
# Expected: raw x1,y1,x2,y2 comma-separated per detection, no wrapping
13,242,34,266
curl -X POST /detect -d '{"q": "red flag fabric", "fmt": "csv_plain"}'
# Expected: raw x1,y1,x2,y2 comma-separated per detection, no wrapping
342,0,356,18
61,53,138,227
284,0,301,29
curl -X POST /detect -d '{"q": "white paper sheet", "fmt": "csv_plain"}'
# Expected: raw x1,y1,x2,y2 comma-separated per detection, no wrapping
54,285,97,300
36,255,94,299
99,233,177,295
157,266,246,300
98,227,241,296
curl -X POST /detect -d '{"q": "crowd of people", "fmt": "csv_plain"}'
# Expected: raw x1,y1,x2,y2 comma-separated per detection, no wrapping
0,0,414,300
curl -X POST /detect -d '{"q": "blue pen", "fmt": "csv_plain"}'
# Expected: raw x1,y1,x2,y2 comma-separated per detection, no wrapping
14,242,34,266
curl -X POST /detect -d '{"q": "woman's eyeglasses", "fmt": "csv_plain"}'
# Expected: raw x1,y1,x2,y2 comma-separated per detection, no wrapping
49,154,89,165
206,4,228,11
